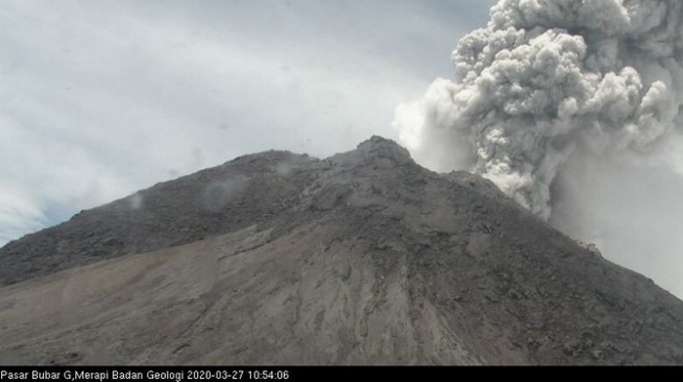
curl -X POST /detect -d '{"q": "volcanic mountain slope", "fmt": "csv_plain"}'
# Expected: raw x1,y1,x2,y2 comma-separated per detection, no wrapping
1,136,683,365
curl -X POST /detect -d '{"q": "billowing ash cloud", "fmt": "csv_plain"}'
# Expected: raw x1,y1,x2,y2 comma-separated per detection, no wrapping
395,0,683,219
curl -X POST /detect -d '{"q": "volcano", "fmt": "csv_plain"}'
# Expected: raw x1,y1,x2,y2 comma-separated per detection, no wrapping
1,136,682,365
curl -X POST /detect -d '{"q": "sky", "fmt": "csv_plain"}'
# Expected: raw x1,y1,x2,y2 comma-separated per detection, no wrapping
0,0,497,246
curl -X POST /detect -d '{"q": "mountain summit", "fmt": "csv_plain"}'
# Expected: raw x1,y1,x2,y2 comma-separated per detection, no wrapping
1,136,683,365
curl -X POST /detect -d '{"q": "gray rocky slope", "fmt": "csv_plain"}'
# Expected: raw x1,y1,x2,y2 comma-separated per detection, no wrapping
1,136,683,365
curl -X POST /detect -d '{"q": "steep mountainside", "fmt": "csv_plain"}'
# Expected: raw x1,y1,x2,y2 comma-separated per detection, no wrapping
1,137,682,365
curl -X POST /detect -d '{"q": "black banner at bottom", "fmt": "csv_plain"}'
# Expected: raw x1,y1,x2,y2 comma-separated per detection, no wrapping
0,365,677,381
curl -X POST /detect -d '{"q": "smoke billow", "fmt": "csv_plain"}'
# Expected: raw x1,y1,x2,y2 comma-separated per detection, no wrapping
396,0,683,219
395,0,683,295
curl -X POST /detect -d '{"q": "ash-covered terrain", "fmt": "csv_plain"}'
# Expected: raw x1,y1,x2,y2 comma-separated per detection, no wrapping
1,137,682,365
